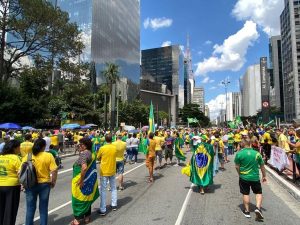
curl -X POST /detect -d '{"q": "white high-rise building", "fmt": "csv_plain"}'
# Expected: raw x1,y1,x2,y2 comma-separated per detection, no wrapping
240,64,262,117
192,87,205,113
226,92,242,121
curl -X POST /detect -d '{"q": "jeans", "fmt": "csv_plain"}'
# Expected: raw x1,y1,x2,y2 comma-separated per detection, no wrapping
213,154,219,177
131,147,138,162
100,176,117,213
25,183,51,225
126,148,133,162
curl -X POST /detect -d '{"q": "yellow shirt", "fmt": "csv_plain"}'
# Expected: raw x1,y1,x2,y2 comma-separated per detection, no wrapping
154,136,165,151
97,144,116,176
22,152,57,183
0,154,22,186
278,134,290,152
211,139,225,153
113,140,127,161
50,135,58,146
20,141,34,157
263,132,273,145
234,133,242,142
32,132,39,140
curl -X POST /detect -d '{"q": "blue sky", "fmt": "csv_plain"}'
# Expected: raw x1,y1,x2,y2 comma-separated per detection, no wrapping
140,0,284,119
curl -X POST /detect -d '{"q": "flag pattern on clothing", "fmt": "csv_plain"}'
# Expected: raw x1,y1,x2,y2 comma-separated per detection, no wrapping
190,143,214,187
138,134,148,154
148,101,155,134
175,138,186,161
72,153,99,217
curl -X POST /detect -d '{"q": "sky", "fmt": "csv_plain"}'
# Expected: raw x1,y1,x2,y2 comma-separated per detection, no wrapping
140,0,284,120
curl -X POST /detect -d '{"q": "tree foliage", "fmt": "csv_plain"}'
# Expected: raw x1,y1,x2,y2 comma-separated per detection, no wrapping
179,104,210,127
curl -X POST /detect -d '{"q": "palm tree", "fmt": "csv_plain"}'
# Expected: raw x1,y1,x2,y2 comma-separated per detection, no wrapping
101,63,120,130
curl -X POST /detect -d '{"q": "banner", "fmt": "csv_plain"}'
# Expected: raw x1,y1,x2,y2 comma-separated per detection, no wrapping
268,146,290,171
260,57,270,124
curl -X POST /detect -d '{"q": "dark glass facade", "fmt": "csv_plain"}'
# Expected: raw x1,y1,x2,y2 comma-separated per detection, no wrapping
54,0,140,100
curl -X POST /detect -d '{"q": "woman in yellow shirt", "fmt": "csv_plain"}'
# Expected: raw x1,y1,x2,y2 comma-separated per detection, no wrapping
23,138,58,225
0,140,22,225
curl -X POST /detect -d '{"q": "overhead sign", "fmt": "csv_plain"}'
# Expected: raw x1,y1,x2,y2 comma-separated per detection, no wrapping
260,57,270,123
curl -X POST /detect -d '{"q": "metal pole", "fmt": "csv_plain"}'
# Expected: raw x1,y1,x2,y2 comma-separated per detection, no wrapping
116,95,119,128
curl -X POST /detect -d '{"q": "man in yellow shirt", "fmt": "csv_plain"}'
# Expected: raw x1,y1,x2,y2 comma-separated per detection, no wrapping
50,133,58,149
154,131,165,169
113,135,127,190
97,134,117,215
277,129,290,152
20,134,34,157
262,128,272,162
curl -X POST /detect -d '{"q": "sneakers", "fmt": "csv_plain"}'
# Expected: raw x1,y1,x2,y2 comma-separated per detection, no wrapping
97,210,106,216
118,186,124,191
111,206,117,211
242,210,251,218
255,208,264,220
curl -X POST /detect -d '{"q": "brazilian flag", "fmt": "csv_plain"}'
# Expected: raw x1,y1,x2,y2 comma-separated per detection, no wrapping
72,153,99,217
190,143,214,187
175,138,186,161
138,133,149,154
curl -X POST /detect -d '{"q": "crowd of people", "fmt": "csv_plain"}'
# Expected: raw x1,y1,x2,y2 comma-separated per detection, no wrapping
0,125,300,224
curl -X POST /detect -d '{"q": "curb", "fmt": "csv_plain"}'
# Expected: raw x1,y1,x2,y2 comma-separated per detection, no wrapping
265,166,300,201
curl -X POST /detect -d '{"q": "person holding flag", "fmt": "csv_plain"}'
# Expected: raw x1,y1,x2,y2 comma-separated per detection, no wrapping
190,141,215,195
174,132,186,166
148,101,155,134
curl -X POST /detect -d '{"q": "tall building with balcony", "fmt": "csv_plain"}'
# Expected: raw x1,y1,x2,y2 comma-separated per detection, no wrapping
240,65,261,117
192,87,205,113
280,0,300,121
269,36,284,112
140,45,184,124
53,0,140,101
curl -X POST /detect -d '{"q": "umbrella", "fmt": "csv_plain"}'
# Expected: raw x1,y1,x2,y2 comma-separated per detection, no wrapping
61,123,80,130
22,126,35,130
128,129,139,134
0,123,21,129
124,125,135,131
142,126,149,131
86,123,98,127
80,125,91,129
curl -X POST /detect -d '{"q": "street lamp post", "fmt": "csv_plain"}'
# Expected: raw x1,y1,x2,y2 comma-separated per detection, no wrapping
221,78,230,124
116,92,121,128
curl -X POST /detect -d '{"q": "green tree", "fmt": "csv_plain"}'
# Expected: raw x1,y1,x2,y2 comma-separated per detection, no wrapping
179,104,210,127
0,0,84,84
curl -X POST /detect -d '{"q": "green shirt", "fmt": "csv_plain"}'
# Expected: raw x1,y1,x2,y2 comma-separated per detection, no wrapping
234,148,264,181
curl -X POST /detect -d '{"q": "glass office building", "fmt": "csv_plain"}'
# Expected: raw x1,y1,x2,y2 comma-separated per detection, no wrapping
53,0,140,99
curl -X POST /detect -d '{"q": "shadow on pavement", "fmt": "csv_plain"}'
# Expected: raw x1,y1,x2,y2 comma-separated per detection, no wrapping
238,203,267,212
189,183,222,193
123,180,137,189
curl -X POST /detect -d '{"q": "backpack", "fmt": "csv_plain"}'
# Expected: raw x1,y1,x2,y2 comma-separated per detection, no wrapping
19,153,37,189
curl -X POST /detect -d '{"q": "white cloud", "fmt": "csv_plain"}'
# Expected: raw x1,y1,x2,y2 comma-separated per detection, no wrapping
143,17,173,30
179,45,185,55
209,86,217,90
201,77,210,84
232,0,284,35
195,21,259,76
161,41,172,47
209,79,215,83
205,40,212,45
207,94,226,120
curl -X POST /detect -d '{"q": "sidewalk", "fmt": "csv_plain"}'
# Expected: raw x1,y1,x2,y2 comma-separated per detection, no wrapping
266,165,300,201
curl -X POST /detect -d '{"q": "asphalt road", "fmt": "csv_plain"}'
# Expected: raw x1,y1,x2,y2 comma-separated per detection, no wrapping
15,152,300,225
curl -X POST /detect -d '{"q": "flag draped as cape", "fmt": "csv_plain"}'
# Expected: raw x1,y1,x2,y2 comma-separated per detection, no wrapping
138,134,149,154
190,143,214,187
175,137,186,161
72,153,99,217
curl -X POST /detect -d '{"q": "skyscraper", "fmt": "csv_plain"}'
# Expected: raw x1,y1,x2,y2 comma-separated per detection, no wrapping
54,0,140,100
280,0,300,121
192,87,205,113
226,92,242,121
240,64,262,117
140,45,184,123
184,35,194,105
269,36,284,112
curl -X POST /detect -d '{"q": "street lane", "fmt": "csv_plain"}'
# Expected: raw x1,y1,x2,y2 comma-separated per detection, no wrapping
15,153,300,225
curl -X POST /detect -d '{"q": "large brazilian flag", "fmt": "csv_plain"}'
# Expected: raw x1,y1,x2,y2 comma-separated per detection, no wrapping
175,137,186,161
72,153,99,217
138,133,149,154
190,143,214,187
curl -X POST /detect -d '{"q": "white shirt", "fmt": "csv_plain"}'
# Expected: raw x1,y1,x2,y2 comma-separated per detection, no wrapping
192,135,201,146
43,136,51,151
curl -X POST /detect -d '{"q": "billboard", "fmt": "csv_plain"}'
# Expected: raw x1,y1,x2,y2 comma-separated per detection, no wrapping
260,57,270,123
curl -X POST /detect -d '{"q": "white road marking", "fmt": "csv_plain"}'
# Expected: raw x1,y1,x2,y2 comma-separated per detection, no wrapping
58,168,73,175
174,184,194,225
27,162,146,224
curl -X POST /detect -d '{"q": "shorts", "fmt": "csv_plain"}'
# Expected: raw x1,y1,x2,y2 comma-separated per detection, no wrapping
146,155,155,169
239,178,262,195
156,150,163,160
116,161,125,174
224,147,229,156
165,147,173,159
218,153,224,164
